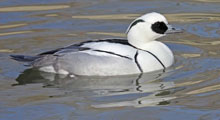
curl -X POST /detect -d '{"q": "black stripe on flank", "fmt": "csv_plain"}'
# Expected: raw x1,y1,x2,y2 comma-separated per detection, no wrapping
143,50,166,72
93,49,132,60
129,44,166,72
134,51,143,73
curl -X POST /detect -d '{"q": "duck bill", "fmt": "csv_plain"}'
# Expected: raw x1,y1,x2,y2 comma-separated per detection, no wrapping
165,25,183,34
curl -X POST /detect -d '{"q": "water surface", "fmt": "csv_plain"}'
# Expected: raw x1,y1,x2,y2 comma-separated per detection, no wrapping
0,0,220,120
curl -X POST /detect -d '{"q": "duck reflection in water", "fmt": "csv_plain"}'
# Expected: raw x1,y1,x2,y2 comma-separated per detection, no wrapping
14,68,183,108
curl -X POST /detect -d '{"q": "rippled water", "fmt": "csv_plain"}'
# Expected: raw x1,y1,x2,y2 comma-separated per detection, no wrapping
0,0,220,120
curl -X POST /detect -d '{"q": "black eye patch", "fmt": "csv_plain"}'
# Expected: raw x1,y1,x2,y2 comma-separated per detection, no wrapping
127,19,145,33
151,22,168,34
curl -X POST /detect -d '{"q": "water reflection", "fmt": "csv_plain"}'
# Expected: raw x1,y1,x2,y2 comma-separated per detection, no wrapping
0,30,33,37
72,13,220,22
0,5,70,12
14,68,181,108
0,0,219,119
0,23,27,29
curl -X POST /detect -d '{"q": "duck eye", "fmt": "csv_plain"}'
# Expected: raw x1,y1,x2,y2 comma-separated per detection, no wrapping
151,22,168,34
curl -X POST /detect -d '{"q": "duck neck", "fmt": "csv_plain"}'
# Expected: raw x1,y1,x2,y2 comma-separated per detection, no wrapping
128,35,155,50
127,27,161,50
128,40,150,50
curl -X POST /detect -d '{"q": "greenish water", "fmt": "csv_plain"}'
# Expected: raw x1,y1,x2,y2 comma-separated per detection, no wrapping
0,0,220,120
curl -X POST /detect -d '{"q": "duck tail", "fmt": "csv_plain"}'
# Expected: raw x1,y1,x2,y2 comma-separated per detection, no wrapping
10,55,39,62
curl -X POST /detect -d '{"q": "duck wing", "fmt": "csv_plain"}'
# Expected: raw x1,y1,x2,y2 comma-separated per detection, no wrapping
11,39,130,63
38,38,129,56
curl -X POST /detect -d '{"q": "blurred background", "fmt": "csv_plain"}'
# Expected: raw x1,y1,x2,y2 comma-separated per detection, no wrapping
0,0,220,120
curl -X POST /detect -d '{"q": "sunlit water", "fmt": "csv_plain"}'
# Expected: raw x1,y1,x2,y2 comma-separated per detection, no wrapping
0,0,220,120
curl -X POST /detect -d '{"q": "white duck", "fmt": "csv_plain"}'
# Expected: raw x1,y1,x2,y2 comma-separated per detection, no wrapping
11,12,181,76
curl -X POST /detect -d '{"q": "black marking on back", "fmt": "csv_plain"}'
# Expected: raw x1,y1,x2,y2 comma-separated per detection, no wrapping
78,39,130,46
134,51,143,73
38,39,130,56
39,49,61,55
151,22,168,34
127,19,145,33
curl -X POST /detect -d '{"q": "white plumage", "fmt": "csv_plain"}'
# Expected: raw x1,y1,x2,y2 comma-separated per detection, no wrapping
11,12,182,76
